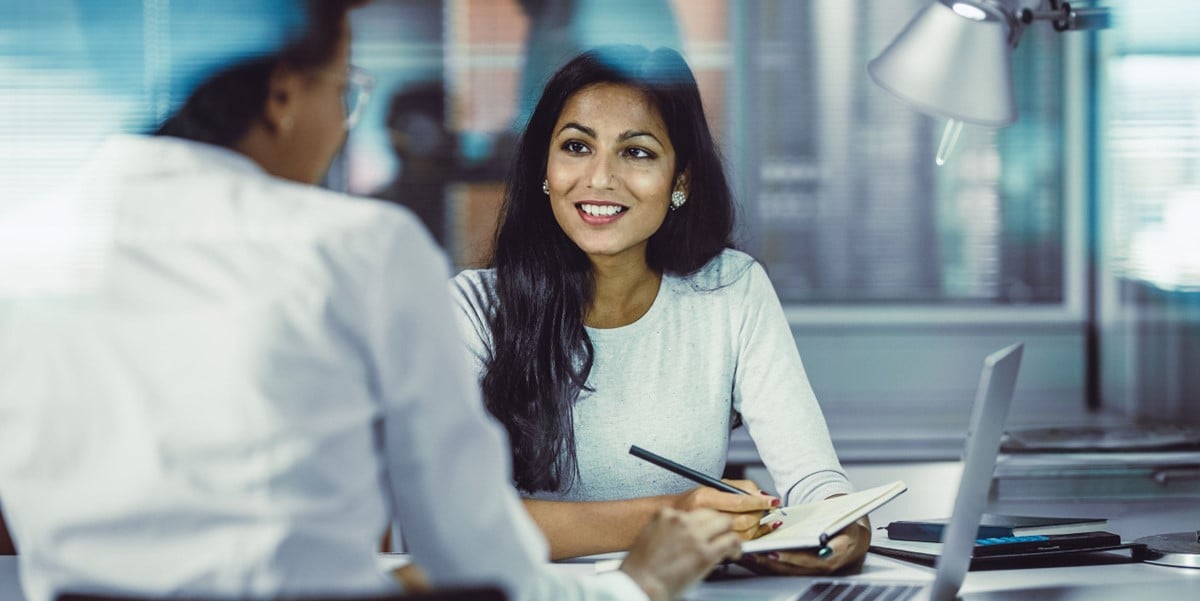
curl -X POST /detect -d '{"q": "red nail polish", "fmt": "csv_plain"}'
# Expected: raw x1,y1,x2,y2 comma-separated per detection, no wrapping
771,521,783,529
760,490,770,495
771,498,780,507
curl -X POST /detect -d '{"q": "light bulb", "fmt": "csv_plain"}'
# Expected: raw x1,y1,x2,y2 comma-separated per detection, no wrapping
951,2,988,21
935,118,964,166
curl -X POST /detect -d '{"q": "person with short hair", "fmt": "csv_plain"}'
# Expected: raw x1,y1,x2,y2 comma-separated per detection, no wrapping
0,5,739,601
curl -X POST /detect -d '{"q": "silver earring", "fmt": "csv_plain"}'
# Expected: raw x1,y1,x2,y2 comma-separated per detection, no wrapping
670,190,687,210
542,180,550,195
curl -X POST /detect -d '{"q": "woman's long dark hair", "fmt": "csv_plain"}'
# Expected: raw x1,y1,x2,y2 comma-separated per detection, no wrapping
483,45,737,493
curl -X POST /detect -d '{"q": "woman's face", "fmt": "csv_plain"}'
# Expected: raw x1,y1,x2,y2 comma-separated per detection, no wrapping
545,82,684,265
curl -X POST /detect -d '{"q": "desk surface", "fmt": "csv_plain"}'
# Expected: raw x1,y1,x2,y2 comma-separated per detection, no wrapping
3,552,1198,601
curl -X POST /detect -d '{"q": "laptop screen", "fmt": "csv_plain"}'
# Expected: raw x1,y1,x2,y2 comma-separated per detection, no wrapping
929,343,1023,600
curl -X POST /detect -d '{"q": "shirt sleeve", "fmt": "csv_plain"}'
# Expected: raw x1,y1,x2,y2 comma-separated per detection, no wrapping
366,217,646,601
730,262,854,507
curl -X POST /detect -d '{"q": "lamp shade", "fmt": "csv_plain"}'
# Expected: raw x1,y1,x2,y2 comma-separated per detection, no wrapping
868,0,1017,127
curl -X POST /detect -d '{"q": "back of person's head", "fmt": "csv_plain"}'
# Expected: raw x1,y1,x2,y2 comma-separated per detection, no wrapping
497,44,735,276
154,0,366,149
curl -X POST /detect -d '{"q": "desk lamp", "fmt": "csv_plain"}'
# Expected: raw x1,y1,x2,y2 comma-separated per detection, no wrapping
867,0,1108,164
869,0,1200,569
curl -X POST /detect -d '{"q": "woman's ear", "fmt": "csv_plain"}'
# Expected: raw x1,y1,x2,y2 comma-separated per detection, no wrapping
263,66,302,136
675,168,691,196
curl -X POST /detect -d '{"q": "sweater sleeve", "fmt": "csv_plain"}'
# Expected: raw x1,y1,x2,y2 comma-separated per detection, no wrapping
729,262,854,506
446,269,496,378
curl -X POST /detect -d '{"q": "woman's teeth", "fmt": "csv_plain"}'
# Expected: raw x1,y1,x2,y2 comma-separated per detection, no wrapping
580,204,625,217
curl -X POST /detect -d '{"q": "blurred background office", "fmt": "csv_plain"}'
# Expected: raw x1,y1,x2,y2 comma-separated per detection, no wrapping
2,0,1198,547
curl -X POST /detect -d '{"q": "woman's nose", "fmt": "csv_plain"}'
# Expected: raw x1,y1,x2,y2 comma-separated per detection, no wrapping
587,154,615,189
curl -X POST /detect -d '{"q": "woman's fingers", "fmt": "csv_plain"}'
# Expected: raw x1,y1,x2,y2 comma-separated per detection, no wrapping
671,482,783,542
731,512,781,540
681,485,778,513
671,482,784,542
737,518,872,575
752,521,778,540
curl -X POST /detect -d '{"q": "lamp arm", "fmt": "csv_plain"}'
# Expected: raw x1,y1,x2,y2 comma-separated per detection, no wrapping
1021,0,1112,32
1021,0,1073,31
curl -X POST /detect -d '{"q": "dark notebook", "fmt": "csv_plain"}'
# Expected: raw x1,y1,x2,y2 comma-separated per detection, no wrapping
870,531,1146,571
885,514,1108,543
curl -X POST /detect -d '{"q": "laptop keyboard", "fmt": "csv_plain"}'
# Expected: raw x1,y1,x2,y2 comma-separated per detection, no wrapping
798,581,924,601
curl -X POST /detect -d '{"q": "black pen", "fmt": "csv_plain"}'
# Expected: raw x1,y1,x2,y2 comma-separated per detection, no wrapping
629,445,833,558
629,445,751,495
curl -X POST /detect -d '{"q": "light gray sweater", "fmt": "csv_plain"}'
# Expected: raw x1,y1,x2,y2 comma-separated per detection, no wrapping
450,249,852,506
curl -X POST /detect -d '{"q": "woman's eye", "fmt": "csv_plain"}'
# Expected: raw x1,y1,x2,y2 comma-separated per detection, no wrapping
625,147,654,159
563,141,589,154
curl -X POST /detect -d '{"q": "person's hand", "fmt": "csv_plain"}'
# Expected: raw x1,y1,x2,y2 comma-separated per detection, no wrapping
620,507,742,601
737,516,871,576
390,563,431,593
671,480,779,540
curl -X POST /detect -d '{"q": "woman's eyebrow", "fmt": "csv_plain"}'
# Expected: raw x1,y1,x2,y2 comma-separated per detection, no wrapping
557,122,595,138
556,123,663,146
619,130,661,144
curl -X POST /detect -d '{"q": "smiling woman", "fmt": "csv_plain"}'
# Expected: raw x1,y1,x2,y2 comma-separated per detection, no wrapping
545,82,682,267
449,45,869,574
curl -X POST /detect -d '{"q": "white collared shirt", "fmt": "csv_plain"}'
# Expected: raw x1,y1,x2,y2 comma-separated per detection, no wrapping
0,135,644,601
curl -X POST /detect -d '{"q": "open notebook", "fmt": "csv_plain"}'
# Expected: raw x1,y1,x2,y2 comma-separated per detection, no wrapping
592,480,907,573
743,480,907,554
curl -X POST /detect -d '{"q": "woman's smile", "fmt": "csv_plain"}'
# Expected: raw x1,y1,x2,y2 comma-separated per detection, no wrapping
576,201,629,225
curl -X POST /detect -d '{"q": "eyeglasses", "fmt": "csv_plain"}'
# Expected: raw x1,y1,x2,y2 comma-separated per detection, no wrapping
334,65,375,129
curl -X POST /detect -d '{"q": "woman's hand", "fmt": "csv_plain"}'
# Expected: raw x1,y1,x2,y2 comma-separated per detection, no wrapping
737,516,872,576
671,479,780,540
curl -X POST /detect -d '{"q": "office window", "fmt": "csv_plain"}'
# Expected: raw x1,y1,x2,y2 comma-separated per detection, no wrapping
1103,3,1200,295
0,0,305,296
344,0,701,267
0,1,304,207
733,0,1065,304
332,1,1088,432
0,1,1098,429
1099,0,1200,424
338,1,1070,307
0,0,1077,307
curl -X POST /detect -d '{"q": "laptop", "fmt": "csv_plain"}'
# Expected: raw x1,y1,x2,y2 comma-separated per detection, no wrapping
690,342,1024,601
